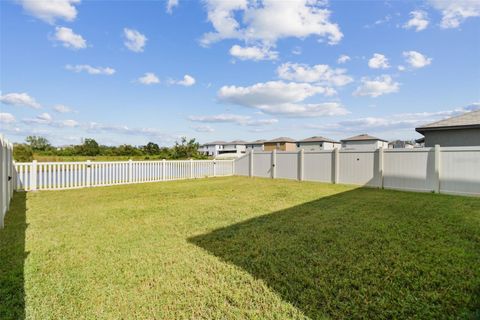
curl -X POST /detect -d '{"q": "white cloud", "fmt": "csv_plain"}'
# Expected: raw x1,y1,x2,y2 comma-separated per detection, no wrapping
354,75,400,97
337,54,351,64
53,26,87,49
65,64,115,75
398,65,406,71
0,113,16,123
201,0,343,47
403,10,429,31
0,92,41,109
188,113,278,126
138,72,160,85
53,104,73,113
172,74,196,86
23,112,53,124
166,0,179,14
229,45,278,61
18,0,80,24
277,62,353,87
192,125,215,133
368,53,389,69
218,81,349,117
61,119,79,127
123,28,147,52
428,0,480,29
403,51,432,68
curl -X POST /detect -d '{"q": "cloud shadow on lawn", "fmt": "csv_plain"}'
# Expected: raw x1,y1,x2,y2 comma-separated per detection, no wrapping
189,187,480,319
0,192,27,320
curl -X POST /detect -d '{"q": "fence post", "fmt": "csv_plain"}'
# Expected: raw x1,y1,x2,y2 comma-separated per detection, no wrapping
434,144,441,193
213,160,216,177
271,149,276,179
162,159,166,181
249,150,254,177
190,159,194,179
128,159,133,183
1,136,5,228
12,160,16,193
298,149,304,181
30,160,37,191
378,147,384,189
86,160,91,187
333,148,339,184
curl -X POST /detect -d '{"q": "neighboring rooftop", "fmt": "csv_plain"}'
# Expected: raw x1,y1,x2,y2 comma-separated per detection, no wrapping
297,136,339,143
341,134,387,142
228,140,248,144
416,110,480,132
249,139,267,144
203,141,228,145
265,137,296,143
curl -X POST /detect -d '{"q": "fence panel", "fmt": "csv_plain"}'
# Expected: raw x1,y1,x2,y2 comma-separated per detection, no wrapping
338,150,380,187
440,147,480,196
252,152,272,178
303,152,334,183
276,152,299,180
1,135,14,228
234,155,249,176
383,148,436,192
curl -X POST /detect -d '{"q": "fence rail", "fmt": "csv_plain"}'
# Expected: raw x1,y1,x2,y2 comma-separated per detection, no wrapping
14,159,234,191
235,146,480,197
0,135,14,228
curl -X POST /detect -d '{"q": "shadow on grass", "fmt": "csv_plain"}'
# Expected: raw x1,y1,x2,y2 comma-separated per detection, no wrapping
189,187,480,319
0,192,27,320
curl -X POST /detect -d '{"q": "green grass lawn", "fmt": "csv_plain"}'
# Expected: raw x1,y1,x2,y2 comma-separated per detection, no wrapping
1,177,479,319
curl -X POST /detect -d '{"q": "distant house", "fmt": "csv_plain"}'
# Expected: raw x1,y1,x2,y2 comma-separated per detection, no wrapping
217,140,247,158
415,110,480,147
264,137,296,151
341,134,388,150
198,141,227,157
246,139,266,151
388,140,415,149
296,136,341,151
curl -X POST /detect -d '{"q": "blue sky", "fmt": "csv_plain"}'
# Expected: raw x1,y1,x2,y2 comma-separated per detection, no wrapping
1,0,479,146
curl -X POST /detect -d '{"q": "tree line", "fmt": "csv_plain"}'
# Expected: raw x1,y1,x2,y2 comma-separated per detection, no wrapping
13,136,207,162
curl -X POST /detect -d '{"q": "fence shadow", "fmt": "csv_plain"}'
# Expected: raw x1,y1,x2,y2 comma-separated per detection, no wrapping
189,187,480,319
0,192,27,320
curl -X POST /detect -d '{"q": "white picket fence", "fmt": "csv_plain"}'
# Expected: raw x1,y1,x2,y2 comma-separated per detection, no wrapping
14,159,235,191
0,135,15,228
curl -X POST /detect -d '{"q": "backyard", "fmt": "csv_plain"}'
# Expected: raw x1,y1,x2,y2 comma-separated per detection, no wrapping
1,176,479,319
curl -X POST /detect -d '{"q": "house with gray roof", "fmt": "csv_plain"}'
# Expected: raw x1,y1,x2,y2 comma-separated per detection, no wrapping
264,137,297,151
296,136,341,151
415,110,480,147
198,140,227,157
246,139,266,151
341,134,388,150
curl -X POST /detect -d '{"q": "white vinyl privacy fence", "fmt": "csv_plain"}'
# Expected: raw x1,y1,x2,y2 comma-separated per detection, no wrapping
14,159,234,191
235,146,480,196
0,135,15,228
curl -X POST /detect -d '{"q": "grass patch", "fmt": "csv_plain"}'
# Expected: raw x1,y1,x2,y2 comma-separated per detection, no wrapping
1,177,479,319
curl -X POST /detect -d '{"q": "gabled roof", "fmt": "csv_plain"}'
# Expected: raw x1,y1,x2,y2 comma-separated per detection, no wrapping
228,140,248,144
248,139,267,144
297,136,339,143
341,134,387,142
416,110,480,133
265,137,296,143
203,140,227,145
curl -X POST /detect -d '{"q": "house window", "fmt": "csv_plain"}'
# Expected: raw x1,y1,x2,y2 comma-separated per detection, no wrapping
297,143,300,148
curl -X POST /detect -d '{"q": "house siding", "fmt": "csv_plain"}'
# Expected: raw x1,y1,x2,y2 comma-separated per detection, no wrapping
423,128,480,147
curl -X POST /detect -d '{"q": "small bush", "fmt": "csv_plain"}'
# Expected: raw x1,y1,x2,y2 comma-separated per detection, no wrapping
13,144,33,162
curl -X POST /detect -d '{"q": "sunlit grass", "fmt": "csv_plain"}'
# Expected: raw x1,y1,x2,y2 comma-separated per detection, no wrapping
1,177,479,319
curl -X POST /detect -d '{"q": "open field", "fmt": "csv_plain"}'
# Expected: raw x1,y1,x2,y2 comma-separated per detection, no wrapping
1,177,479,319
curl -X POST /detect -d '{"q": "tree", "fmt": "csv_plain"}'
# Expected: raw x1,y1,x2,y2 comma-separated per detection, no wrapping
78,138,100,156
143,142,160,155
26,136,51,152
170,137,205,159
13,144,33,162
